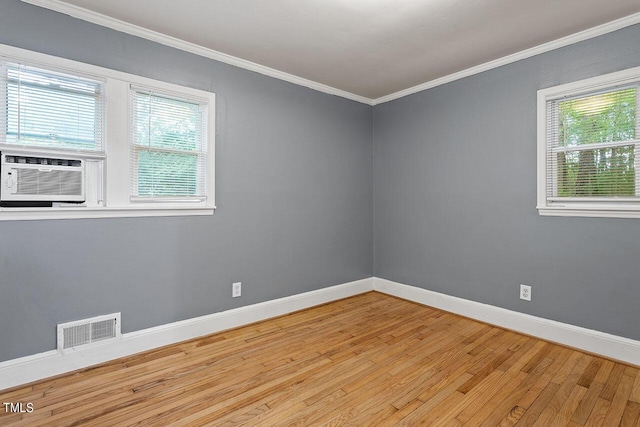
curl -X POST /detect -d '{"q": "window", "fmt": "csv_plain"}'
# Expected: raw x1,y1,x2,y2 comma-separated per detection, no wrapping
130,88,209,203
0,44,215,220
537,67,640,218
1,63,105,152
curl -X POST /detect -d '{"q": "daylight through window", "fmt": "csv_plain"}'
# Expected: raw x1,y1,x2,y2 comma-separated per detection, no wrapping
0,45,215,220
1,63,105,152
538,68,640,218
130,88,209,202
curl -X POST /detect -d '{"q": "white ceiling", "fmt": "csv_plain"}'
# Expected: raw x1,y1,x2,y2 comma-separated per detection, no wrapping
23,0,640,102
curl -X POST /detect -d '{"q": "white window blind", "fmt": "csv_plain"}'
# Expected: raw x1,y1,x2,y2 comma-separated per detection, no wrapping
130,86,209,202
537,67,640,218
0,45,215,220
545,86,640,202
0,62,105,152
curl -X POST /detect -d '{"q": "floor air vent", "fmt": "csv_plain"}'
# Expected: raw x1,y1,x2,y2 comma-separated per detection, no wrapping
57,313,121,351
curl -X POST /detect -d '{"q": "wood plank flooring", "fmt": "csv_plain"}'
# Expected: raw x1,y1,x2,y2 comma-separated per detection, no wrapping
1,292,638,426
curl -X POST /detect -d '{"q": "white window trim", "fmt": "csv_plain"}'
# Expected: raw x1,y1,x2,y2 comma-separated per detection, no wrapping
537,65,640,219
0,43,215,221
128,84,210,204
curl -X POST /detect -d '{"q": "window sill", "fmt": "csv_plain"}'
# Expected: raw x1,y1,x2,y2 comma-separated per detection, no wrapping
0,205,216,221
537,205,640,219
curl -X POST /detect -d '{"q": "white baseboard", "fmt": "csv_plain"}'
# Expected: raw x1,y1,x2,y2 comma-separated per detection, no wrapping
3,275,638,391
0,277,373,391
373,277,640,366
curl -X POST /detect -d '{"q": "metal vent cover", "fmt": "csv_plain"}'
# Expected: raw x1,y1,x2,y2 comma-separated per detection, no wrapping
15,168,83,196
57,313,121,351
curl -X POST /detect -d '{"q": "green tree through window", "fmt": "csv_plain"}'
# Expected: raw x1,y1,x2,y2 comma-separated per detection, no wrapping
557,88,636,197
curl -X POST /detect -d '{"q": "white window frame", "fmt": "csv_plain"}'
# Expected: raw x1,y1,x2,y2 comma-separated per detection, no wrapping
537,66,640,219
0,43,215,221
129,85,210,204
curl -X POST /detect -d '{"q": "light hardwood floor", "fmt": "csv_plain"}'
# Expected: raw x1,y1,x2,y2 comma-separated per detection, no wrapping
1,292,639,426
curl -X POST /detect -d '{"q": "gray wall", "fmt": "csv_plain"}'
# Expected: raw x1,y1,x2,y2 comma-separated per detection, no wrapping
0,0,373,362
374,24,640,341
2,0,639,364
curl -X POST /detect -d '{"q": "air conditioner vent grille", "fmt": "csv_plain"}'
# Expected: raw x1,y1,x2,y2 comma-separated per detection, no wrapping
57,313,121,351
91,319,116,343
4,155,82,167
16,168,83,196
63,324,91,349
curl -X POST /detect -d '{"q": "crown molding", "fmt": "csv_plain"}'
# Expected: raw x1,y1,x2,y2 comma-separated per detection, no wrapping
20,0,374,105
20,1,640,107
372,11,640,105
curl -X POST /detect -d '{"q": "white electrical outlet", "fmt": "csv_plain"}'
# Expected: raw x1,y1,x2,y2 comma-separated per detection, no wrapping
232,282,242,298
520,284,531,301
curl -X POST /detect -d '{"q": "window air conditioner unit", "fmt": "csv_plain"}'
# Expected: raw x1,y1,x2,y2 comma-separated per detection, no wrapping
0,152,85,206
